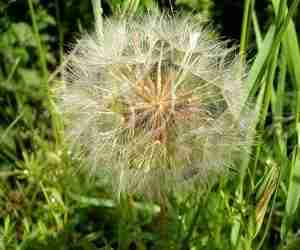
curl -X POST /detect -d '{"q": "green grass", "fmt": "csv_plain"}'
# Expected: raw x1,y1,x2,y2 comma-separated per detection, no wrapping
1,0,300,249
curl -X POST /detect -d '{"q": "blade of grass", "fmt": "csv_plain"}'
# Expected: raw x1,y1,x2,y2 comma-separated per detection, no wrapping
91,0,103,40
272,52,287,163
240,0,253,63
287,150,300,214
5,57,20,84
28,0,63,146
0,111,24,143
181,188,212,249
251,8,262,49
246,0,300,102
55,0,64,66
27,0,49,89
271,0,300,239
272,0,300,125
281,150,300,238
251,41,280,193
121,0,140,18
253,45,281,250
246,25,275,98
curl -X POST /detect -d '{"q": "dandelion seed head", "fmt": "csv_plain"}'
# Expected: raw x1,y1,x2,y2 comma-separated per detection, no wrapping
58,15,255,199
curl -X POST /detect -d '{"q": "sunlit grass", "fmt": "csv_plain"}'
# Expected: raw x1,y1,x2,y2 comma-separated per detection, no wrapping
0,0,300,249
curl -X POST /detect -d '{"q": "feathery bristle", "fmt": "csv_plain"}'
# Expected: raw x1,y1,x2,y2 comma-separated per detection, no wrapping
58,15,255,199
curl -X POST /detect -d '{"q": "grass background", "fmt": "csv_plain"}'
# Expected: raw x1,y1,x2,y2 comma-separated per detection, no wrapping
1,0,300,249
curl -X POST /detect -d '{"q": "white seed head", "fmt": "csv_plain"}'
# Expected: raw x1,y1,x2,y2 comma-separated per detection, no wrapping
58,15,255,199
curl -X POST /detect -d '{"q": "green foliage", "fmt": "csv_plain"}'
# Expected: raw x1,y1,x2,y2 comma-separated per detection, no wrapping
106,0,159,16
1,0,300,249
0,6,54,170
176,0,213,17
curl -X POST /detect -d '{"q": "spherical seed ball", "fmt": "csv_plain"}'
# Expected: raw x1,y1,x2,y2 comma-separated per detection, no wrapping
58,15,254,199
